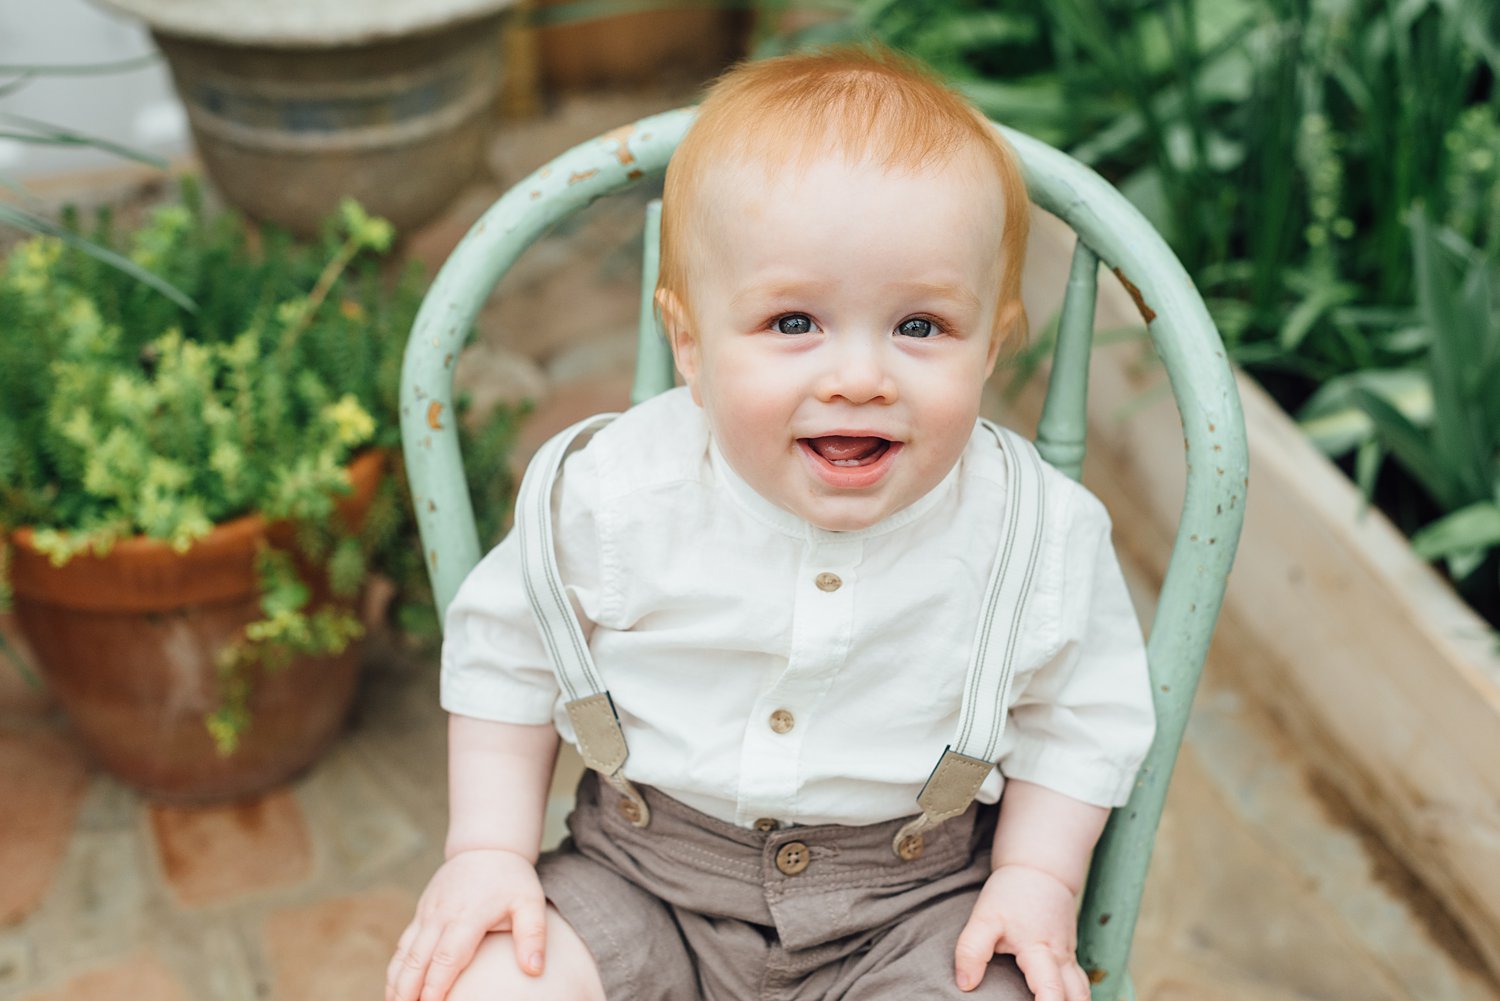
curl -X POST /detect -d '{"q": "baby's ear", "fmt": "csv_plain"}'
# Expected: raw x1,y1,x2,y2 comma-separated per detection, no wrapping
987,300,1028,371
657,288,702,403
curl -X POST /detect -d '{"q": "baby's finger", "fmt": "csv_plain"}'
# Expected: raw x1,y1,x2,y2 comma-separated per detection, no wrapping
420,922,485,1001
386,920,422,1001
952,915,1002,991
1015,944,1067,1001
391,922,443,1001
1063,961,1092,1001
509,896,550,977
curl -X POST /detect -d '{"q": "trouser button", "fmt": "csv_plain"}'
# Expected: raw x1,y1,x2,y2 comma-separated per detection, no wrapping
618,798,643,824
775,841,810,875
896,833,924,860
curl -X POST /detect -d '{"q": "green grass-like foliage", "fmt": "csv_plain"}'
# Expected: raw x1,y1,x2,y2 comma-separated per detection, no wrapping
773,0,1499,384
1302,212,1500,623
0,181,521,748
764,0,1500,627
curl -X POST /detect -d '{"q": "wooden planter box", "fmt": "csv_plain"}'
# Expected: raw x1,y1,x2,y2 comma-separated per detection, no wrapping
537,5,749,93
1006,213,1500,979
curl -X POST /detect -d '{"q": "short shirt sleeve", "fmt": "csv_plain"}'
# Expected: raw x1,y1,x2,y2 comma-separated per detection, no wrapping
439,441,610,725
997,486,1156,807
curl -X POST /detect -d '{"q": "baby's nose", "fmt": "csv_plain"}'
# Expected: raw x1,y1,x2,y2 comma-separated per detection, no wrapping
818,338,898,405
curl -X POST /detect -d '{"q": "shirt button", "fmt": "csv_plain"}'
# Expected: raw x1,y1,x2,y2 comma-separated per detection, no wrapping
814,572,842,592
776,841,811,875
769,708,795,734
753,817,779,833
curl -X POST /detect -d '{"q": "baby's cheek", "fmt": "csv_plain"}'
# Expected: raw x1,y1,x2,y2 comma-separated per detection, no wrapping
717,415,785,486
924,386,987,448
715,378,790,439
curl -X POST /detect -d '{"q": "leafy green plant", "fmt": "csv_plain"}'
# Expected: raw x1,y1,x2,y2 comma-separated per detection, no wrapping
0,181,521,748
763,0,1499,385
1299,212,1500,624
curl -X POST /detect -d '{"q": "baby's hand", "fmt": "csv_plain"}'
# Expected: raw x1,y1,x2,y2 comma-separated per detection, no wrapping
953,863,1091,1001
386,848,547,1001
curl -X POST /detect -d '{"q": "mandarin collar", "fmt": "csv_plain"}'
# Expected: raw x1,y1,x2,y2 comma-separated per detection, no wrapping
707,435,963,542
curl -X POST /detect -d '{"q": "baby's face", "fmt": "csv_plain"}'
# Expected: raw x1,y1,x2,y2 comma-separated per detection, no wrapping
666,152,1012,532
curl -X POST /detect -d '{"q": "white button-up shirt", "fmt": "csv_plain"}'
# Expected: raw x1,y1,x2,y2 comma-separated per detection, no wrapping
442,388,1155,828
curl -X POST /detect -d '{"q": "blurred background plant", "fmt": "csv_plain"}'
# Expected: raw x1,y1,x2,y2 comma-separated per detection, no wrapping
0,182,522,700
759,0,1500,627
0,53,195,305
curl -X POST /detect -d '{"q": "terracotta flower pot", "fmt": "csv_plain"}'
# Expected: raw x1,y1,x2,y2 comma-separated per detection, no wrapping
7,451,385,803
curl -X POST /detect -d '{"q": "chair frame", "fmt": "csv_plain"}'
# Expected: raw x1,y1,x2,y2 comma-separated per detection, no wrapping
401,108,1247,1000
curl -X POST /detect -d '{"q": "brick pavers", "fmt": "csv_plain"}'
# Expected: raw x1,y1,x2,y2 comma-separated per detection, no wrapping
0,645,447,1001
262,889,412,1001
20,950,190,1001
148,792,314,908
0,733,88,926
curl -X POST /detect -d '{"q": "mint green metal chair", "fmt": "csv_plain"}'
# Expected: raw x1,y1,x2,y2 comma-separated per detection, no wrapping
400,109,1247,1001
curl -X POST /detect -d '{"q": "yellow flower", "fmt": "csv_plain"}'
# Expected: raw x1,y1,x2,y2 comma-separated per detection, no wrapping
10,237,63,296
326,394,376,448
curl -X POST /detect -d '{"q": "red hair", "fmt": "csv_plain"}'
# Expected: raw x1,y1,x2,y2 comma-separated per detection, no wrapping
658,46,1031,344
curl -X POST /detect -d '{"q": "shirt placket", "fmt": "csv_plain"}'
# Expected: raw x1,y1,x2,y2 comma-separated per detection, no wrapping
734,535,862,827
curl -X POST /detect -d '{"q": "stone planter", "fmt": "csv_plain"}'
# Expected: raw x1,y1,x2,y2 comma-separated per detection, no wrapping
1005,213,1500,981
7,451,384,804
98,0,516,236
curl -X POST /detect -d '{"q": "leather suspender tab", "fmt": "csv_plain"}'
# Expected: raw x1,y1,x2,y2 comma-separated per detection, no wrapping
916,747,994,822
566,692,630,776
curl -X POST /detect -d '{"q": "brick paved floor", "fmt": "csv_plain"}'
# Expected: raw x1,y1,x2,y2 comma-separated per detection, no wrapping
2,89,1496,1001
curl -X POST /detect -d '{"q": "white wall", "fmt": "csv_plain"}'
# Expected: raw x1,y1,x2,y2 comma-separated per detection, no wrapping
0,0,189,180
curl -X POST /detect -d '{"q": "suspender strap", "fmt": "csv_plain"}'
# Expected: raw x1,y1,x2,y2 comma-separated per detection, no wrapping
518,415,650,827
892,425,1048,857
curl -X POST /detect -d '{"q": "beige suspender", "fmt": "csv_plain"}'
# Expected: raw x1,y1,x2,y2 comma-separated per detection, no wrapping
517,414,651,827
518,417,1048,853
891,422,1047,858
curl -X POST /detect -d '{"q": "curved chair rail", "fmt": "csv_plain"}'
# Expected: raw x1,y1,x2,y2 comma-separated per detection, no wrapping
400,107,1248,1000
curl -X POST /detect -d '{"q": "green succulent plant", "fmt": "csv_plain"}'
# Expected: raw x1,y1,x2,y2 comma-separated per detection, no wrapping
0,182,521,750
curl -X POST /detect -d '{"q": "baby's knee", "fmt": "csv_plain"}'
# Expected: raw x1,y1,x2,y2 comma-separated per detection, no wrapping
446,937,580,1001
448,908,604,1001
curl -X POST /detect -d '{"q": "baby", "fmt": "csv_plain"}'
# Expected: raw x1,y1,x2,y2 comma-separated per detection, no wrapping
388,47,1154,1001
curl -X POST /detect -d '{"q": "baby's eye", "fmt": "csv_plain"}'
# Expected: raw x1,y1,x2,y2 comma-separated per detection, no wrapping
896,317,937,338
773,314,817,335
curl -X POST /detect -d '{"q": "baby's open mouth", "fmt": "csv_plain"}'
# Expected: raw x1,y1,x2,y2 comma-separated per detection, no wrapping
802,436,893,467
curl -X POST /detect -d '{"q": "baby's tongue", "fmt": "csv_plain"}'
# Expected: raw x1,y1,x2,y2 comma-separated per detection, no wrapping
809,436,884,464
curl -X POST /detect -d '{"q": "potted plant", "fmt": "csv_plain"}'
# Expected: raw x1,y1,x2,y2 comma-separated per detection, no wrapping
0,182,520,803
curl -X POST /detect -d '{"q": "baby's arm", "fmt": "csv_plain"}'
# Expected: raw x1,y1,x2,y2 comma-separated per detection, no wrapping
953,779,1107,1001
386,714,559,1001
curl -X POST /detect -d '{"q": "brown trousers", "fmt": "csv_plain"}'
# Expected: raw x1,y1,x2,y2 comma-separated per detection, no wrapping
538,772,1033,1001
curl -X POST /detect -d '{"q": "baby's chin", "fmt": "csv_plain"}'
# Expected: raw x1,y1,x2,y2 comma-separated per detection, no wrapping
780,494,906,533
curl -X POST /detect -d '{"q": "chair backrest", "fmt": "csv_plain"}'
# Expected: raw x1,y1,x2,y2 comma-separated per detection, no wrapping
400,108,1247,999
